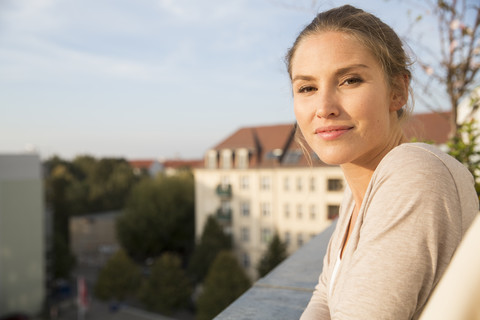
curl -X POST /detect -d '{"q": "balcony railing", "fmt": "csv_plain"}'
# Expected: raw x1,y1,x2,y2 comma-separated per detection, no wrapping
216,184,232,198
214,221,337,319
216,208,232,223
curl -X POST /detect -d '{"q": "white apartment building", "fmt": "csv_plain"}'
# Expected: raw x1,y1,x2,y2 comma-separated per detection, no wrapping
195,113,451,279
195,124,344,278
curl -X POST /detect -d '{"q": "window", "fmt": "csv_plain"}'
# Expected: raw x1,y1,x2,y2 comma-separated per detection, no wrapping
240,227,250,242
221,175,230,187
296,177,302,191
310,204,316,220
221,200,231,214
284,150,302,164
242,252,250,268
261,202,271,217
328,204,340,220
240,201,250,217
297,233,304,247
327,178,344,191
266,148,283,160
260,176,271,190
285,231,291,246
284,177,290,191
310,177,316,191
284,203,290,218
296,204,303,219
261,228,272,244
240,175,249,190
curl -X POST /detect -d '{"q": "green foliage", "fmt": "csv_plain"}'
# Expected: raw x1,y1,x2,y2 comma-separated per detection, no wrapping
44,155,139,280
94,249,141,301
88,158,137,211
196,251,251,320
187,216,231,284
45,161,77,277
116,173,195,262
138,253,192,315
447,119,480,200
257,233,288,277
44,155,138,216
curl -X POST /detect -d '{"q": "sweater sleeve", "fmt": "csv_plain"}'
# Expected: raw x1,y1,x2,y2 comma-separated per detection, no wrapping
329,146,470,320
300,268,331,320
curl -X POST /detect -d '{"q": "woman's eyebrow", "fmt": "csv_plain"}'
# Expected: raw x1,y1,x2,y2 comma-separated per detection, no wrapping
291,75,315,83
334,64,369,77
292,64,370,83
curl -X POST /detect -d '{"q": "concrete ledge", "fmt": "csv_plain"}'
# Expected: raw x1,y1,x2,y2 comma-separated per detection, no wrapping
215,221,337,319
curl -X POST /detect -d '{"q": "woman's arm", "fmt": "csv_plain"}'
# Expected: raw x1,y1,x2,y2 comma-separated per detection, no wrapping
329,145,477,320
300,268,331,319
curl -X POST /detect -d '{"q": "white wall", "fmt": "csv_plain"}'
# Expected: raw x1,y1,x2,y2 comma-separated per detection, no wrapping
0,154,45,316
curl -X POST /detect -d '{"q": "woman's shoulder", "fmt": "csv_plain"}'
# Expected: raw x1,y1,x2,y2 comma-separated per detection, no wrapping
371,142,475,200
378,142,471,179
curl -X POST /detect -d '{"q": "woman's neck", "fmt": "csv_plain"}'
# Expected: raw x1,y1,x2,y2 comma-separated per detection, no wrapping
341,131,407,209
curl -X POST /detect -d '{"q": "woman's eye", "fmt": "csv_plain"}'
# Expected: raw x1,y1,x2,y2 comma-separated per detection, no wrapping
298,86,317,93
342,77,363,86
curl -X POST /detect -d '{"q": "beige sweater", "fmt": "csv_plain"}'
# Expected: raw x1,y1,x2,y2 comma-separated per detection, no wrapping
300,143,478,320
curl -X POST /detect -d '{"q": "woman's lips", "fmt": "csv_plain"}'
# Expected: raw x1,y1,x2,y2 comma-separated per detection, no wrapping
314,126,353,141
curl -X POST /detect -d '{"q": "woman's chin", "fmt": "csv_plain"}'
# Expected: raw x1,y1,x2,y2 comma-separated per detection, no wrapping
315,152,346,166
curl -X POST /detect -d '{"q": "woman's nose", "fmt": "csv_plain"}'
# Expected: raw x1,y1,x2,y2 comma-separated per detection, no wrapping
315,89,340,118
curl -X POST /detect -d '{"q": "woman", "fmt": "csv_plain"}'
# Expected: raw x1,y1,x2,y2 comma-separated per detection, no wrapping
286,5,479,320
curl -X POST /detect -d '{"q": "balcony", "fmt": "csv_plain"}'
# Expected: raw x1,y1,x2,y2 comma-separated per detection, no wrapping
216,184,232,198
214,221,336,319
216,208,232,223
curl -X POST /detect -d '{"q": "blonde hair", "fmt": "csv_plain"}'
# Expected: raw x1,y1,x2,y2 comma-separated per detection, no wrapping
286,5,413,120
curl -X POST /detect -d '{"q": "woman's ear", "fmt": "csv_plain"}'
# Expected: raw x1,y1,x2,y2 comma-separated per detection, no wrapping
390,74,409,112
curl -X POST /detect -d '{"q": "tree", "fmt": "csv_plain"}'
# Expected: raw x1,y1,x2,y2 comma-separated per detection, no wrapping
116,173,195,262
138,253,192,315
196,251,251,320
187,216,231,284
257,233,288,277
404,0,480,135
44,154,140,280
94,249,141,301
88,158,137,212
51,233,76,279
44,158,77,278
447,118,480,198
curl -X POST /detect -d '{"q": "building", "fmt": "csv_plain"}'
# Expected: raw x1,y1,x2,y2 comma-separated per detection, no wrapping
70,211,121,267
194,124,344,279
162,159,203,176
194,112,452,279
0,154,45,317
128,159,164,177
129,158,202,177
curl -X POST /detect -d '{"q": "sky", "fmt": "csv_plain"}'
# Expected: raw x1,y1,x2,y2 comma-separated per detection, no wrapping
0,0,441,160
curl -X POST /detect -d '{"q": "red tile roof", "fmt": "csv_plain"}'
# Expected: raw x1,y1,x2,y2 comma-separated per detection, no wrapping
128,160,155,169
163,159,203,169
213,124,295,151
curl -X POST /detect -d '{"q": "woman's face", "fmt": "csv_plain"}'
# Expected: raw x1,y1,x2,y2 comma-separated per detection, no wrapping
291,31,402,168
